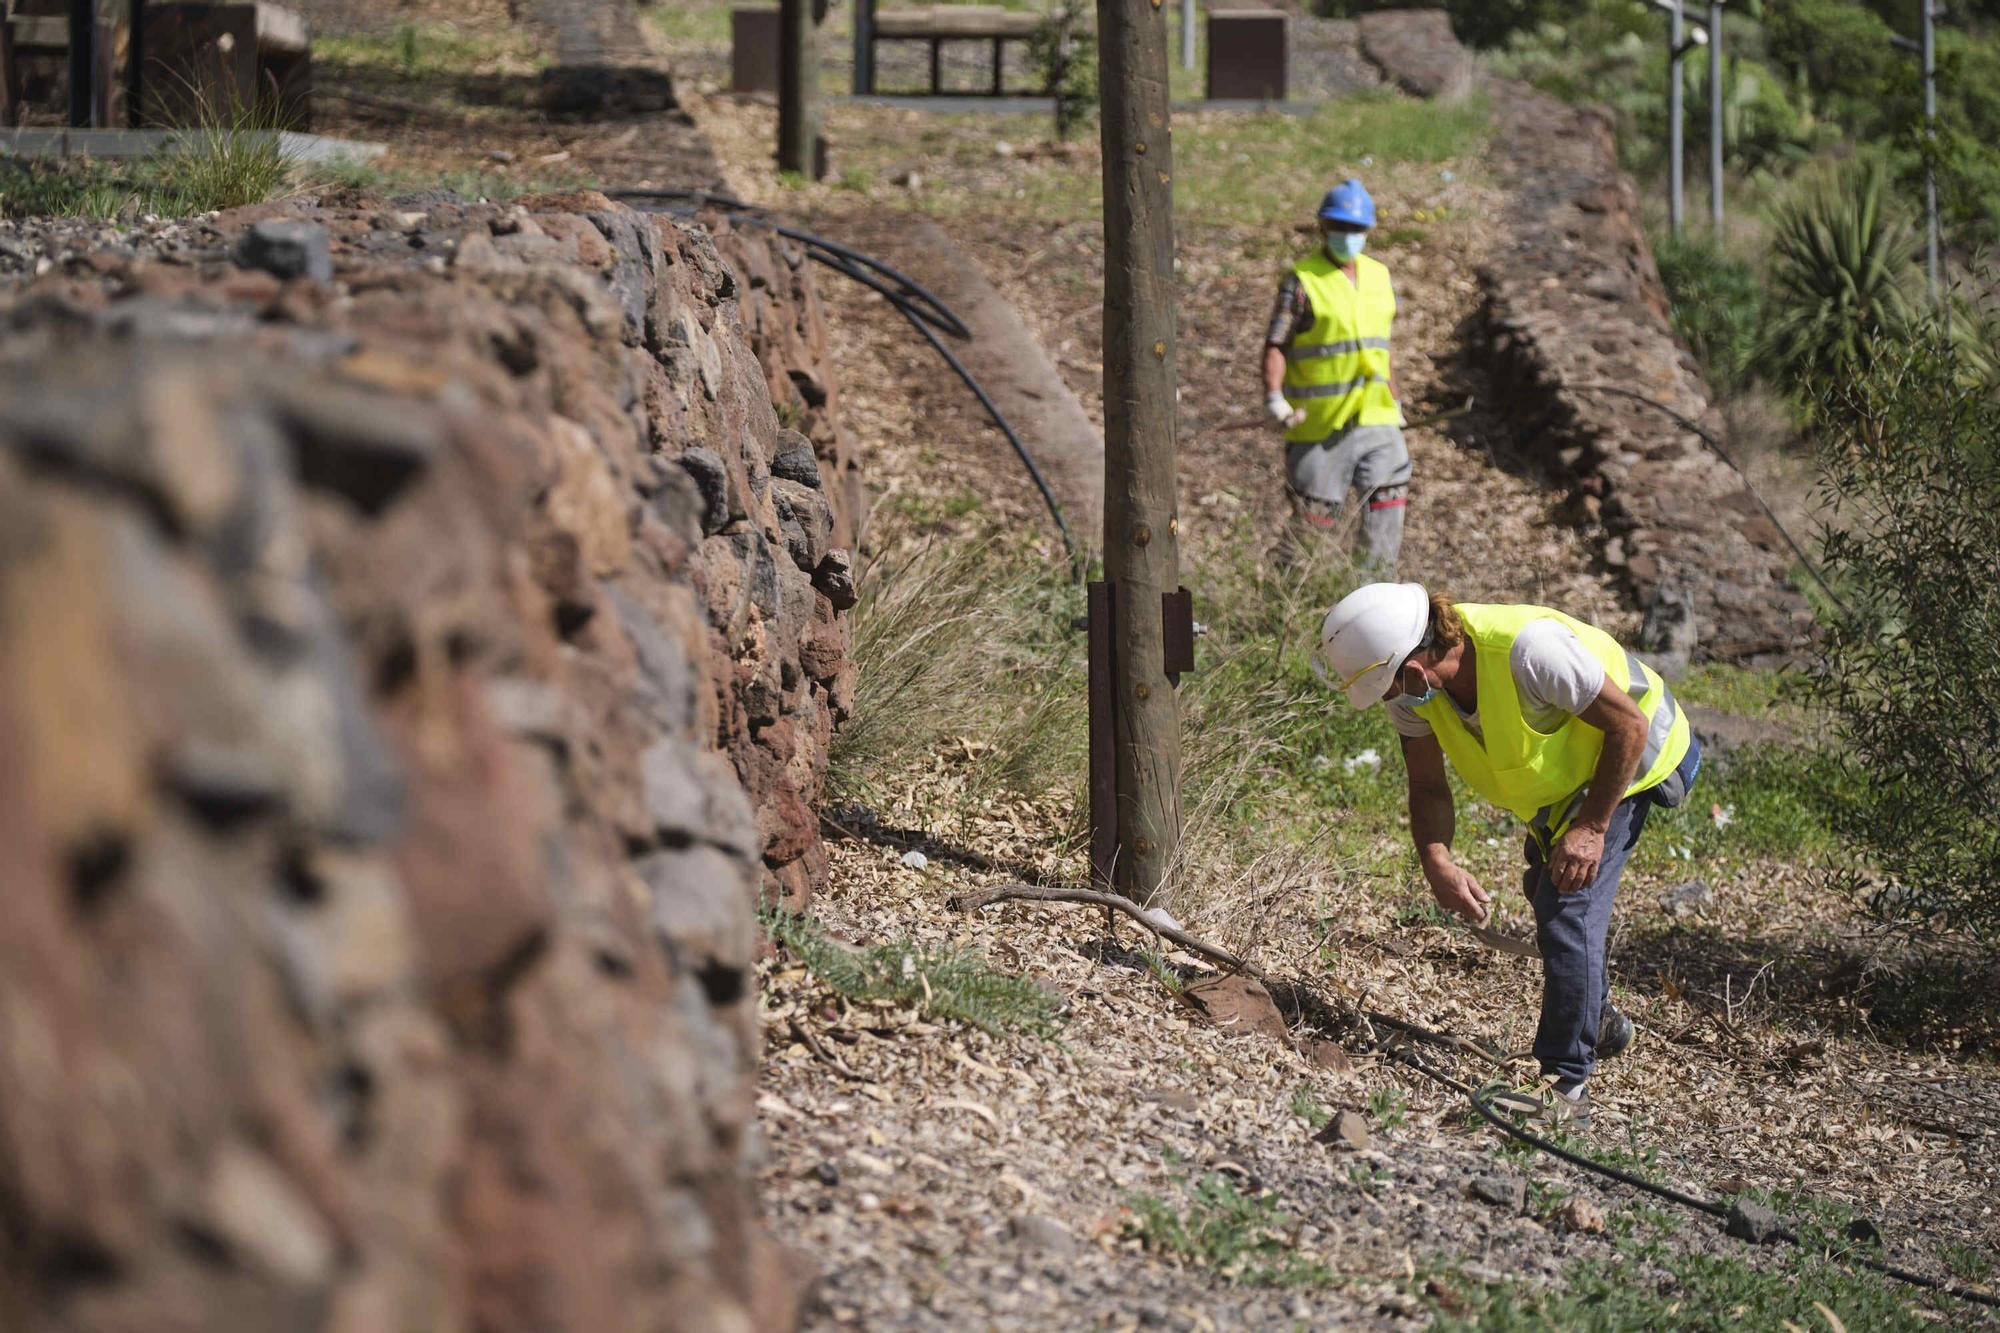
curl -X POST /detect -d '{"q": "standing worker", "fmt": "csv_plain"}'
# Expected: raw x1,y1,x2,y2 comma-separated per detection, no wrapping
1315,584,1702,1126
1263,178,1410,571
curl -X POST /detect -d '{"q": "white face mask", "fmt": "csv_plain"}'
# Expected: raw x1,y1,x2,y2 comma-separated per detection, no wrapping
1324,230,1367,263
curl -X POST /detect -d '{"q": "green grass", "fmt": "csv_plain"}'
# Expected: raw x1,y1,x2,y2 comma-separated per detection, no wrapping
1289,1084,1333,1131
0,133,294,220
1128,1173,1336,1288
1429,1244,1948,1331
313,159,598,203
1671,663,1805,717
1365,1086,1407,1129
1174,93,1491,226
316,22,544,78
766,908,1064,1037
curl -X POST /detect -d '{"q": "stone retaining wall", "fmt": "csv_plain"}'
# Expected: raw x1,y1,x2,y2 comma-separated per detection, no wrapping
0,190,853,1330
1477,82,1813,665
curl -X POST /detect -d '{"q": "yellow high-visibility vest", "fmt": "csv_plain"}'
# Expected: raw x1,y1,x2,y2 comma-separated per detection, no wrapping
1282,251,1401,444
1413,604,1691,838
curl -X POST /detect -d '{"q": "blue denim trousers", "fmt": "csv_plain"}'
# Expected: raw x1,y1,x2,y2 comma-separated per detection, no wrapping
1522,737,1702,1090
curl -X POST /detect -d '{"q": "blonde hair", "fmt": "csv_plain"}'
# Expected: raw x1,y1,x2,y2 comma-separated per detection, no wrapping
1427,591,1465,651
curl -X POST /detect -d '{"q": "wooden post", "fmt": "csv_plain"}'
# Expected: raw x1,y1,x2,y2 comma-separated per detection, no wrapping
777,0,820,179
1097,0,1183,906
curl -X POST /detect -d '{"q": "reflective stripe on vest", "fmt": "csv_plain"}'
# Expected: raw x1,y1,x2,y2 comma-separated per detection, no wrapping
1412,604,1692,837
1282,253,1400,444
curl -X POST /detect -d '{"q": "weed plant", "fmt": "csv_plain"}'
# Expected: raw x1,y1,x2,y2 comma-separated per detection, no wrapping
766,909,1063,1037
0,133,292,220
1128,1173,1336,1288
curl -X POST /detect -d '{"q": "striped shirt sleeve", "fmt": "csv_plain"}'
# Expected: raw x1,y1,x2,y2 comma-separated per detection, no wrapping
1264,273,1315,347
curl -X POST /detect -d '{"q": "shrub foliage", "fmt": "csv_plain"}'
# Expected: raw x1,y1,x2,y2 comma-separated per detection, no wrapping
1810,321,2000,942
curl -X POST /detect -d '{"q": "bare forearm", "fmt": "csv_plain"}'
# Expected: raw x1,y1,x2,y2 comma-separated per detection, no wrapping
1262,345,1286,396
1575,718,1645,831
1410,783,1456,871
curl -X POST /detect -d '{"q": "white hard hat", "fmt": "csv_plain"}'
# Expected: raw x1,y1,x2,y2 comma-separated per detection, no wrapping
1316,582,1430,709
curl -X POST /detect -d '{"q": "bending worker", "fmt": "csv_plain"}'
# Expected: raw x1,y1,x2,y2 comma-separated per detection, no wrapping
1316,584,1702,1127
1263,178,1410,570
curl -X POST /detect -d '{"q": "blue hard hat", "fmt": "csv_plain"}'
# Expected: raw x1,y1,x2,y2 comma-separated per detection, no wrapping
1317,179,1375,229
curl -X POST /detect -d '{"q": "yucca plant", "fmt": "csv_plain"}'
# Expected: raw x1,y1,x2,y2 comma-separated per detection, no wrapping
1759,163,1920,392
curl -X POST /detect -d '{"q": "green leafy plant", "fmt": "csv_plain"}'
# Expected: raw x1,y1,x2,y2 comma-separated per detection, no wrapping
1289,1084,1333,1130
1128,1174,1335,1287
1365,1086,1407,1129
1654,234,1763,393
766,909,1064,1036
1808,320,2000,942
1026,0,1097,141
1760,162,1920,392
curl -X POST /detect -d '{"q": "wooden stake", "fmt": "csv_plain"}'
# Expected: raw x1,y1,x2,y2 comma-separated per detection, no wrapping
777,0,819,179
1097,0,1182,906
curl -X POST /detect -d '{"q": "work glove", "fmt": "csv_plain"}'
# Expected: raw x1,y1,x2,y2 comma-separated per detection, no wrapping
1266,390,1303,429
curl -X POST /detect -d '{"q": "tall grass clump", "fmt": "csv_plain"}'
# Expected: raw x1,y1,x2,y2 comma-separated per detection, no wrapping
832,521,1408,930
828,536,1087,823
0,129,291,220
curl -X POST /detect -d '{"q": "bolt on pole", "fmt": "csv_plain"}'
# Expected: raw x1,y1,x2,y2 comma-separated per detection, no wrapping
1095,0,1184,907
1710,0,1724,240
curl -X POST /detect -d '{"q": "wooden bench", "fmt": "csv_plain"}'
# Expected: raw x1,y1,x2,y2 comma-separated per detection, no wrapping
854,0,1044,96
1,0,308,127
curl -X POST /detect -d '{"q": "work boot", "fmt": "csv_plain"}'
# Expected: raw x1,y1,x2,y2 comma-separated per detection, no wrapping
1595,1005,1635,1060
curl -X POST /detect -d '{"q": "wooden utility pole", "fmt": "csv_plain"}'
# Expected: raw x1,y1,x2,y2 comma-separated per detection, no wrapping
1095,0,1183,906
778,0,820,179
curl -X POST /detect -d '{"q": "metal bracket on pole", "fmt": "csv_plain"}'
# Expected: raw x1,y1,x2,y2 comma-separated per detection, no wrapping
1087,582,1195,888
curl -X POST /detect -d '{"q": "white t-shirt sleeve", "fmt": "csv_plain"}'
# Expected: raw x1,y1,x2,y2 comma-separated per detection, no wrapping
1385,698,1431,738
1510,620,1607,718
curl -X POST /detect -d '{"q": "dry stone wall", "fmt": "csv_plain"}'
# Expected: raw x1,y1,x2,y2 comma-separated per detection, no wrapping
0,190,854,1330
1476,82,1813,665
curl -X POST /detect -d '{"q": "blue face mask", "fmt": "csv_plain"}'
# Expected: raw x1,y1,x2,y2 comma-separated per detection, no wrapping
1394,661,1436,709
1324,230,1367,263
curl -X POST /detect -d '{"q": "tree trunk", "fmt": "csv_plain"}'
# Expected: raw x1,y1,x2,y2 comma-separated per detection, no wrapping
1097,0,1182,906
778,0,818,178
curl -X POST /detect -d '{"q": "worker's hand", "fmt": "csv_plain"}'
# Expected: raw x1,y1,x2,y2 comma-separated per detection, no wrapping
1266,391,1303,429
1549,822,1605,895
1425,859,1491,925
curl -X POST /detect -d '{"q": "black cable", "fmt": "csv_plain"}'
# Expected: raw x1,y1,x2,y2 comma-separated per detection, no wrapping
616,193,1079,557
892,295,1080,560
1379,1042,2000,1312
1564,381,1851,617
612,188,969,339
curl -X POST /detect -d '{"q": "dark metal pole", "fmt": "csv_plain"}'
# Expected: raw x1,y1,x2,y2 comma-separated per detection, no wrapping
853,0,874,94
1922,0,1940,300
778,0,821,179
67,0,96,126
1709,0,1724,240
1669,0,1685,234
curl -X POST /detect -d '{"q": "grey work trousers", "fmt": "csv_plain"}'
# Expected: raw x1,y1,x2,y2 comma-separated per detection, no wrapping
1283,423,1411,568
1523,794,1651,1091
1522,737,1701,1090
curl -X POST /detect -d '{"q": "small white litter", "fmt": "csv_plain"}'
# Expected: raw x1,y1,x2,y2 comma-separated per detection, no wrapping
900,850,930,870
1342,749,1382,774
